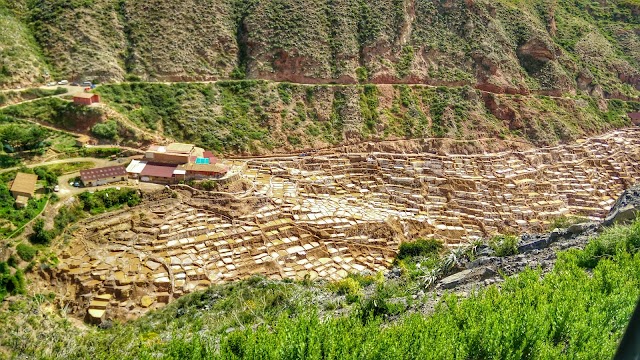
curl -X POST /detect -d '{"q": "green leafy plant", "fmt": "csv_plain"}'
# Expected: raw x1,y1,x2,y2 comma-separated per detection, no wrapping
16,243,37,262
548,215,589,230
489,234,519,257
397,238,443,260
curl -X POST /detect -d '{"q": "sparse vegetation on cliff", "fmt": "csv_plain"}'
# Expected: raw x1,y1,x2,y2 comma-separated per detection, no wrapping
95,81,638,155
2,0,638,101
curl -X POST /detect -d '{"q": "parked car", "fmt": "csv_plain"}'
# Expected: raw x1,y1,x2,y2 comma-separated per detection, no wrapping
53,185,60,192
58,80,69,85
47,82,57,86
73,181,80,187
82,81,92,87
71,82,80,86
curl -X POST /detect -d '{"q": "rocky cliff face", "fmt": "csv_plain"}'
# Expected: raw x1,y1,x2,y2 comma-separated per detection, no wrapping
1,0,639,100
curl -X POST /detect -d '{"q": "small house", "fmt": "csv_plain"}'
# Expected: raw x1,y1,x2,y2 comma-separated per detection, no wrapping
179,162,229,180
144,143,204,165
80,166,127,187
125,159,147,179
628,112,640,126
73,92,100,106
10,173,38,208
139,163,179,184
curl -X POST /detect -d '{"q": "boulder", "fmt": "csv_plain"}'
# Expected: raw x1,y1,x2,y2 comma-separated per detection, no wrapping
567,222,600,235
517,234,548,253
438,266,497,289
475,244,495,258
466,256,497,269
548,228,568,242
604,185,640,226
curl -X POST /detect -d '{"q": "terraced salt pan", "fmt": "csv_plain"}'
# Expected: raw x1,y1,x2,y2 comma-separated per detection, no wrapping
53,128,640,321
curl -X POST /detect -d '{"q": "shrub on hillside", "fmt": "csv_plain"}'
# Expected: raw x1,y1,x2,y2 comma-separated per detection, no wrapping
33,166,58,188
0,261,25,301
80,147,121,158
79,188,140,214
397,238,443,260
578,217,640,268
16,243,37,262
91,120,118,140
29,218,53,245
548,215,589,230
328,278,362,303
489,234,519,257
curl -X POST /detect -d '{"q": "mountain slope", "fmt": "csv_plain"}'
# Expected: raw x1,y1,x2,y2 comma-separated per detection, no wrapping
2,0,638,99
0,1,50,88
94,81,639,155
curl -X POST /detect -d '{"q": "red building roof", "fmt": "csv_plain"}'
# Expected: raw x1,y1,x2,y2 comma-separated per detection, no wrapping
80,166,127,182
140,163,177,178
628,112,640,120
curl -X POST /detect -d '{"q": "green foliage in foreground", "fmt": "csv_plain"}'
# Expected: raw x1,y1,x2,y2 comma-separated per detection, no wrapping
4,219,640,359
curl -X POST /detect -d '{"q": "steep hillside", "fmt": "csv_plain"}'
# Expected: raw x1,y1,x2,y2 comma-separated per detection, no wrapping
0,1,51,88
95,81,639,155
1,0,638,99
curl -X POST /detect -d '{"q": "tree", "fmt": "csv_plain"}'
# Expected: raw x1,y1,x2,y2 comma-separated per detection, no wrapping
29,218,52,245
0,124,47,151
33,167,58,187
91,120,118,139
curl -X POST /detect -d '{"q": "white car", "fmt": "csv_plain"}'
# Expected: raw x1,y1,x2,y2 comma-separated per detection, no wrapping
53,185,60,192
57,80,69,85
47,82,57,86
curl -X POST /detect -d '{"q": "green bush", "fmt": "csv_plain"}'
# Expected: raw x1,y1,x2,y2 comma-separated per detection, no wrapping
357,283,405,324
328,278,362,303
33,166,58,187
356,67,369,83
0,262,25,301
29,218,53,245
578,218,640,268
79,188,141,215
80,147,121,158
16,243,37,262
0,124,48,152
395,46,415,78
197,180,219,191
125,74,142,82
548,215,589,230
397,238,443,260
489,234,519,257
91,120,119,139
